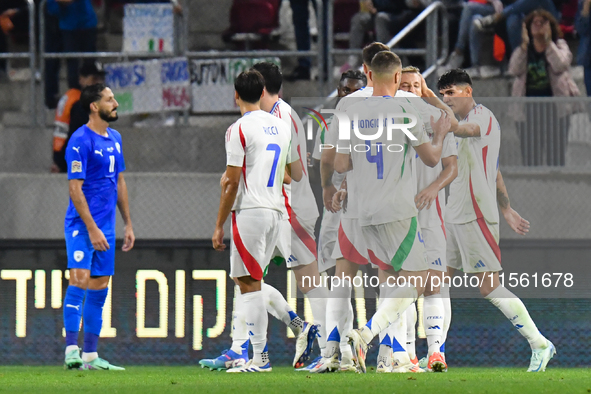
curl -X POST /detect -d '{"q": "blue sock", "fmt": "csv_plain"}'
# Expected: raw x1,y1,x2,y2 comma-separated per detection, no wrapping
63,286,85,346
83,288,108,353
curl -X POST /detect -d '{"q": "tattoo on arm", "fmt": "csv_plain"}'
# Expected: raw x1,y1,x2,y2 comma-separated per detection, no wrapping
497,183,510,210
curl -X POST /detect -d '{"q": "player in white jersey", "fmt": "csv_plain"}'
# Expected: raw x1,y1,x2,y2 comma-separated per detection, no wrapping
398,66,459,372
437,69,555,372
312,70,367,274
312,43,392,374
251,62,329,368
339,51,453,374
212,70,292,373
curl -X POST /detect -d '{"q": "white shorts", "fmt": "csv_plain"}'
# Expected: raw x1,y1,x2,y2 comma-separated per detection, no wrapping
273,215,318,269
331,217,369,266
446,219,502,274
362,217,428,272
230,209,281,280
421,225,447,272
317,208,341,272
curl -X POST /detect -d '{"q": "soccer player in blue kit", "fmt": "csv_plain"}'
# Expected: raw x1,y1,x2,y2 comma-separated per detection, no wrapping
62,83,135,371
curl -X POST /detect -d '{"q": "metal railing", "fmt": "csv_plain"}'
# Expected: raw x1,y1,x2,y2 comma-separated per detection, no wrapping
326,0,449,96
0,0,36,125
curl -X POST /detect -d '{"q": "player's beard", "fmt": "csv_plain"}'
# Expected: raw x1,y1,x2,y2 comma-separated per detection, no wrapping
99,108,118,122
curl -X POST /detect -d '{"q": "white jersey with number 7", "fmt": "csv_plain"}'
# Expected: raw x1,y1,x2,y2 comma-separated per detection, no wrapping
225,110,292,213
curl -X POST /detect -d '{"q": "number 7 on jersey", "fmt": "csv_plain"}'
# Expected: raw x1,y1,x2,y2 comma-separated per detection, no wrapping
266,143,281,187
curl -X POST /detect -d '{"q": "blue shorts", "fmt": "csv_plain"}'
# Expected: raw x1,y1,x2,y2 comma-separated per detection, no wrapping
65,227,116,277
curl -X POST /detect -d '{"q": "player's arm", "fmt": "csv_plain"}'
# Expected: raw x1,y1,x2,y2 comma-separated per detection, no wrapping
69,180,110,251
212,166,241,251
117,173,135,252
320,146,338,212
289,159,302,182
453,122,480,138
497,170,530,235
414,111,451,167
334,152,352,174
415,155,458,211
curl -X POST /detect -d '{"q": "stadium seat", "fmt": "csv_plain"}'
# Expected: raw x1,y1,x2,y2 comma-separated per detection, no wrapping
333,0,360,46
223,0,281,49
560,0,578,37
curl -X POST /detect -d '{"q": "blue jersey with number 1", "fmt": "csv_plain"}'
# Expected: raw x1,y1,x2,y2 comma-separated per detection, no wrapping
64,125,126,235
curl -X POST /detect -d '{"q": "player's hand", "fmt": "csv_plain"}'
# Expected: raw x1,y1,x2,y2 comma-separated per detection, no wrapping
503,208,530,236
50,163,60,173
89,227,109,252
220,171,226,187
415,184,439,211
431,110,451,136
212,227,225,251
332,189,347,212
323,184,338,213
122,225,135,252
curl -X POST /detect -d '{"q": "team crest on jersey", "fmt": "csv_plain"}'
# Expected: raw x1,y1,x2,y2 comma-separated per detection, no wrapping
74,251,84,262
71,160,82,173
115,142,121,153
107,147,114,153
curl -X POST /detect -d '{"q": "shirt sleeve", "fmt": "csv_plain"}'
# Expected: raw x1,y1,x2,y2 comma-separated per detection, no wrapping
65,137,89,180
311,122,324,161
442,132,457,158
225,123,245,167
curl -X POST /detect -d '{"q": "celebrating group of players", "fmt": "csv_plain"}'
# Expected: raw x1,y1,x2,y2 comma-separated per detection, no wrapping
204,42,556,374
58,41,556,373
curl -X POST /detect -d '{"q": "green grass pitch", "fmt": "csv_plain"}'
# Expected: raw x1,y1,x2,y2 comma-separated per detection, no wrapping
0,366,589,393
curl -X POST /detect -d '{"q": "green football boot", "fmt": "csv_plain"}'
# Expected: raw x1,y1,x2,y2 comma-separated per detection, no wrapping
79,357,125,371
64,348,83,370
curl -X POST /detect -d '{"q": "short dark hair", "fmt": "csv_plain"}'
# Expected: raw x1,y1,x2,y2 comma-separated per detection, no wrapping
362,42,390,67
437,69,473,90
80,83,108,114
252,62,282,95
340,69,367,86
370,51,402,75
234,70,265,104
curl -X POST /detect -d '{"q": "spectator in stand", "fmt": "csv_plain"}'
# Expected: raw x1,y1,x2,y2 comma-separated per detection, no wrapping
576,0,591,95
440,0,509,79
342,0,426,71
0,1,28,82
47,0,98,93
51,62,106,173
284,0,328,81
508,9,580,166
474,0,565,51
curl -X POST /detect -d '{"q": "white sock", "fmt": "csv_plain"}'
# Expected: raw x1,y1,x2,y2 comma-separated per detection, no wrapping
360,285,417,344
405,302,417,360
384,285,409,366
339,300,354,359
262,283,304,336
65,345,79,356
81,352,98,363
325,280,352,356
306,287,328,356
440,284,452,355
423,294,444,356
486,286,547,350
230,287,249,354
377,283,388,345
241,291,269,365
